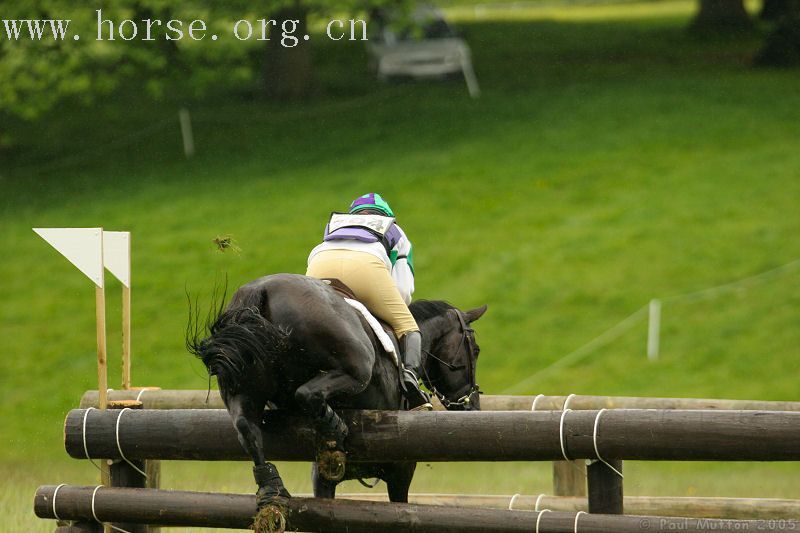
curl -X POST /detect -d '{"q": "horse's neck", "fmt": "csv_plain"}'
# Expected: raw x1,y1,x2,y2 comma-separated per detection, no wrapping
418,321,440,370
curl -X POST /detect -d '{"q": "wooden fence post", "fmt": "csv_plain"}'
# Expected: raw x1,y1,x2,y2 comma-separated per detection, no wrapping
107,401,156,533
587,459,623,514
552,460,587,497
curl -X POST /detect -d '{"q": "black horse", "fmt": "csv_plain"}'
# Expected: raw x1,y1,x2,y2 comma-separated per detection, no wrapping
187,273,486,509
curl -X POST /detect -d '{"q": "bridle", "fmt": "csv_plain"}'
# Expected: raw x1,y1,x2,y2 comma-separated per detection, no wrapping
422,310,481,410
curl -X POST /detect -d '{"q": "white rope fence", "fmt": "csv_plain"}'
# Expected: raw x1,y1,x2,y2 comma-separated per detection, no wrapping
502,305,647,394
502,258,800,394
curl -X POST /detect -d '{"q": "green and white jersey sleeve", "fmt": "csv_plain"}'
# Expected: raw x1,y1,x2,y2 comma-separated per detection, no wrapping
391,225,415,305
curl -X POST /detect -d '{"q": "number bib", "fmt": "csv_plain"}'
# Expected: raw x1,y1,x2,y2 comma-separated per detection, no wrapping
328,213,396,235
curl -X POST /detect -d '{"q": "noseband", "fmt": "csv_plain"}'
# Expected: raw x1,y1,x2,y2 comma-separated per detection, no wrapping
422,310,480,409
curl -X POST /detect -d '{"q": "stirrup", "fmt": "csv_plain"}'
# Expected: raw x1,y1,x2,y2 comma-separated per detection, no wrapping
410,401,433,412
404,382,433,411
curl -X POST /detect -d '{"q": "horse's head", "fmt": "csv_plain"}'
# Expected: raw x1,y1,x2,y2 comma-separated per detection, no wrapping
411,301,487,411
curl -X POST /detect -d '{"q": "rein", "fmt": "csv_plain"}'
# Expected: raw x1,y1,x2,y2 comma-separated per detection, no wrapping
423,350,465,371
422,310,480,409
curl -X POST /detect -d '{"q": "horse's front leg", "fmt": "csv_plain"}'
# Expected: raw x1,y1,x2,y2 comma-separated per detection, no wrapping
384,462,417,503
225,394,290,505
295,369,368,481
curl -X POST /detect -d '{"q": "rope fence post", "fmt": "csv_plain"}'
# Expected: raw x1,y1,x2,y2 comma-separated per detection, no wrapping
502,258,800,393
647,298,661,361
178,108,194,159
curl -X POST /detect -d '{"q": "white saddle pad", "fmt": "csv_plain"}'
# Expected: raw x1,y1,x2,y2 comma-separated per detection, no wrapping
344,298,398,367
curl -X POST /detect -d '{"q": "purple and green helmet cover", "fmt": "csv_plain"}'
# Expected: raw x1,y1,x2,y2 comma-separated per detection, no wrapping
349,193,395,217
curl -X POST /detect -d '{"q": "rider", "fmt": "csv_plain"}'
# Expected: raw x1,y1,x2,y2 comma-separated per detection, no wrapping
306,193,432,411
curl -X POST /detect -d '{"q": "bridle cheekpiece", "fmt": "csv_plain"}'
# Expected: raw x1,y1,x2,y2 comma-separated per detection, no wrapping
422,310,481,410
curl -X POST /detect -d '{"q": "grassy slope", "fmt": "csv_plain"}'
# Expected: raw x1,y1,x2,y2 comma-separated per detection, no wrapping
2,1,800,530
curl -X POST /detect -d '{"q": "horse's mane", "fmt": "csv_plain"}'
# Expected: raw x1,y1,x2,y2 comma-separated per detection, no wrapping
409,300,455,323
186,282,289,395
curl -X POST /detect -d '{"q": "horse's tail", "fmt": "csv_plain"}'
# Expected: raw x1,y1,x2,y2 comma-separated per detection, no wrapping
187,297,290,394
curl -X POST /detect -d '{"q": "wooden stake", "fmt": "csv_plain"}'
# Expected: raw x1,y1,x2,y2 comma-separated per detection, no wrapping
122,284,131,389
95,233,110,491
96,286,110,491
95,284,108,410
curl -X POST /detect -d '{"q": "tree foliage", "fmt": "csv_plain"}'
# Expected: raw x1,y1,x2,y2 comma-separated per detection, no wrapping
0,0,389,122
756,0,800,66
688,0,753,33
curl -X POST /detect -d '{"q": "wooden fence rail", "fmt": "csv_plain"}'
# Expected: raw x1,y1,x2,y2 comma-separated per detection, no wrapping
35,485,791,533
79,390,800,412
329,493,800,519
65,408,800,462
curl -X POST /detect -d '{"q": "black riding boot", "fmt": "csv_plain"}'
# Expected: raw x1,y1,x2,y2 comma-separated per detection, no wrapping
400,331,433,411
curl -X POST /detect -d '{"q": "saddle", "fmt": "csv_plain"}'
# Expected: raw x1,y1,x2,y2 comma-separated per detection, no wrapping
320,278,399,360
321,278,357,300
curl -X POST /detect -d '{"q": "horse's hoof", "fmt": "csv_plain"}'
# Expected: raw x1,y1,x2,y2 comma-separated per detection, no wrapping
253,502,287,533
317,449,347,481
253,497,289,533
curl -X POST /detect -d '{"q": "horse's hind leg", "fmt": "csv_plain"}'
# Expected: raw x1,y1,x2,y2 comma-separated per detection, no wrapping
295,370,369,481
384,463,417,503
311,462,338,499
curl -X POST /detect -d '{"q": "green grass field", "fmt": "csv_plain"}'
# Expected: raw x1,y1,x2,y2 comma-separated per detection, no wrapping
2,1,800,531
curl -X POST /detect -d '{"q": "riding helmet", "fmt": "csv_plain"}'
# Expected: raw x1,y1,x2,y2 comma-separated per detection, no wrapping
349,193,395,217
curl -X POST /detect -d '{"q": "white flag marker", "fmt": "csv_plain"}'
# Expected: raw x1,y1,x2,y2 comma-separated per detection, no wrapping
33,228,104,288
103,231,133,390
34,227,109,409
103,231,131,287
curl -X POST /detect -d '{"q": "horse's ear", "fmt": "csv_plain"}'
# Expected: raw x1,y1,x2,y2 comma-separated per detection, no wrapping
464,305,487,323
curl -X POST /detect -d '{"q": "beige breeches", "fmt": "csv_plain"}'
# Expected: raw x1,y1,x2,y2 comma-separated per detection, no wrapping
306,249,419,338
